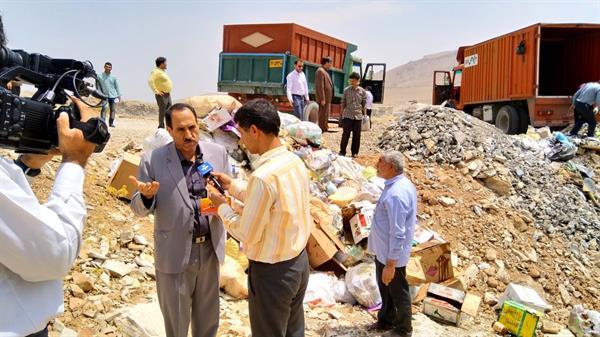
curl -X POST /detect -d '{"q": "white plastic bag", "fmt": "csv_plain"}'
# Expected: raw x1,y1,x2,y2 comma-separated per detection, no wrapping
345,263,382,308
332,278,357,305
278,112,301,129
362,115,370,131
143,129,172,155
304,273,336,307
285,121,322,146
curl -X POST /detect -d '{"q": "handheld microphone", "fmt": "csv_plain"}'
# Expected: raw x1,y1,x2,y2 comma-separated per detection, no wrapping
198,162,226,194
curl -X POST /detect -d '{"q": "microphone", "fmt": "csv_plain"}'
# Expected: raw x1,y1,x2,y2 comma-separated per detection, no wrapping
198,162,226,194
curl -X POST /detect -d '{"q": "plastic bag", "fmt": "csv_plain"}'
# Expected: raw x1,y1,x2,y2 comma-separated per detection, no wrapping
332,278,357,304
304,149,335,172
304,273,336,307
345,263,382,308
285,121,323,146
328,186,358,207
361,115,371,131
219,256,248,299
143,129,172,155
279,112,301,129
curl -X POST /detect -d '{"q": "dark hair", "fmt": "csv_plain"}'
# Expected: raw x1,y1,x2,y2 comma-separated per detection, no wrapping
321,56,332,65
0,15,6,47
294,59,303,65
165,103,198,128
349,72,360,80
105,62,112,67
155,57,166,67
234,98,280,136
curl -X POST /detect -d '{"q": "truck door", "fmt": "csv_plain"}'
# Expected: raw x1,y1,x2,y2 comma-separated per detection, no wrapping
433,71,452,105
362,63,386,103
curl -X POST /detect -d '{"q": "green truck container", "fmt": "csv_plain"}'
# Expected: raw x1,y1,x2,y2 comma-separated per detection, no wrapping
218,23,386,119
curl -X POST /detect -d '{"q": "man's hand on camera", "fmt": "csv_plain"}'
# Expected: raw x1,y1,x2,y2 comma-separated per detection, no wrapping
129,176,160,198
58,97,96,168
20,149,60,170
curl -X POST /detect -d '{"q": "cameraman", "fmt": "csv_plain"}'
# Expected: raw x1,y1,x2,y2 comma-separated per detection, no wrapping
0,16,97,337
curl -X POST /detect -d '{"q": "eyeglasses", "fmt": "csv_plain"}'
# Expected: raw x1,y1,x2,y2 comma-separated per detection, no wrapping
297,65,303,69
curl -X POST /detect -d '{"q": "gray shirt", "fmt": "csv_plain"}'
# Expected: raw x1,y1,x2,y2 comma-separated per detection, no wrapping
341,86,367,120
573,82,600,106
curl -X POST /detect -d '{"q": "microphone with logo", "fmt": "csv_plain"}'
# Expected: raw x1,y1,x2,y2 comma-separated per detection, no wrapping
198,162,226,195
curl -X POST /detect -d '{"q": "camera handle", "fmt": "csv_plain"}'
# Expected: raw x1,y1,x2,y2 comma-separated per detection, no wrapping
69,117,111,153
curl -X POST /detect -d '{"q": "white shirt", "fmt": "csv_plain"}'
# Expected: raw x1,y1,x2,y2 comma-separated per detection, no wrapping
0,157,86,337
365,91,374,109
286,70,309,103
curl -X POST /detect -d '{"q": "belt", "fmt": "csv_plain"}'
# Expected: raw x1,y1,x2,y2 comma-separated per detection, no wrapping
193,235,210,244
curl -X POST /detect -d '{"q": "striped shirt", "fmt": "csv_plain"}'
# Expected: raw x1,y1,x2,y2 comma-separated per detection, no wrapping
217,146,312,264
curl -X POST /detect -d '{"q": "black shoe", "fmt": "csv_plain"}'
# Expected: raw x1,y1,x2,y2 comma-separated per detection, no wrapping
366,321,393,332
351,154,358,158
109,124,115,128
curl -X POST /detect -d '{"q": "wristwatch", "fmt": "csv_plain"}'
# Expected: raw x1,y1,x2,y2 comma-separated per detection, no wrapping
13,156,42,177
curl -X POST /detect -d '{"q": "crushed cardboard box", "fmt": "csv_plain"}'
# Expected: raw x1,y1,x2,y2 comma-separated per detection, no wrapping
422,283,481,325
107,153,141,200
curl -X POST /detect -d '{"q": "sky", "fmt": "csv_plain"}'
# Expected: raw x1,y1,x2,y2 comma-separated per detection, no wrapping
2,0,599,102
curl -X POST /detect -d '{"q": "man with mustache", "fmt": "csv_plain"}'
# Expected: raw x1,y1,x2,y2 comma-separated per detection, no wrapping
130,103,230,337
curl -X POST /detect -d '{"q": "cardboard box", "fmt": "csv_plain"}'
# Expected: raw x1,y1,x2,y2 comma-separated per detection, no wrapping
411,240,454,283
406,257,427,285
349,212,372,243
306,224,346,269
107,153,141,200
497,283,552,313
497,300,540,337
422,283,481,325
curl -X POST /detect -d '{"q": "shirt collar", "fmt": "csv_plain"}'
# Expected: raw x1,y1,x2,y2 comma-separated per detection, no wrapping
253,145,287,169
176,144,201,165
384,174,404,186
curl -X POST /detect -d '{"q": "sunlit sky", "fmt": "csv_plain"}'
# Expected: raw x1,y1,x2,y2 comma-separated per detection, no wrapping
3,0,599,102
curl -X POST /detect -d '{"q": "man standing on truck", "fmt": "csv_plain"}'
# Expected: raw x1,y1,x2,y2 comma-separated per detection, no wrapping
570,81,600,138
339,72,367,158
148,57,173,129
315,56,333,132
286,60,309,121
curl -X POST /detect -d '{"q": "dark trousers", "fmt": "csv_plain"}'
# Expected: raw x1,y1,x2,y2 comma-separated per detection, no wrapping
26,327,48,337
155,93,172,129
340,118,362,156
375,260,412,334
366,108,372,128
570,101,597,137
292,94,306,121
248,250,309,337
100,97,117,126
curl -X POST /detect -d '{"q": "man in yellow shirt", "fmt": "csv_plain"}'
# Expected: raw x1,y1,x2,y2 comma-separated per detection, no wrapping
209,99,311,337
148,57,173,128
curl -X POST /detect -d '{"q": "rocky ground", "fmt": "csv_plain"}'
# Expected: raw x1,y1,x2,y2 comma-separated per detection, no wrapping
4,101,598,337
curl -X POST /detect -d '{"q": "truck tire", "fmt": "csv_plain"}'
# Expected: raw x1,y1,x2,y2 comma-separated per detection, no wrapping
304,101,319,123
495,105,521,134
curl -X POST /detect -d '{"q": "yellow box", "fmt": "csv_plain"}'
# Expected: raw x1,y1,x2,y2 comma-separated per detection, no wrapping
497,300,540,337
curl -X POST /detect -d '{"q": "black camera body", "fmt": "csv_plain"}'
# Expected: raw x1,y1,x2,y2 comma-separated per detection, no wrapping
0,47,110,154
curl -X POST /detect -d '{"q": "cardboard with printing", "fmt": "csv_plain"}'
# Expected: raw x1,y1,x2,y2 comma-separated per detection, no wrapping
107,153,141,200
422,283,481,325
411,240,454,283
349,212,372,243
497,300,540,337
306,223,346,269
406,256,427,285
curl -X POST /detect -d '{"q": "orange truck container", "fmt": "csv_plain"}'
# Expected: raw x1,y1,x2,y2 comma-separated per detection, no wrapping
433,23,600,134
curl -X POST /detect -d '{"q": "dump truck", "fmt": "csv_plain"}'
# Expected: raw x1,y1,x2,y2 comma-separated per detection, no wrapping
433,23,600,134
218,23,386,119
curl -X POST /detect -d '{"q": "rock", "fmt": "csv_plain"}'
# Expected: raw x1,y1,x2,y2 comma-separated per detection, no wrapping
483,176,512,196
69,297,85,311
439,196,456,207
111,213,127,224
484,292,498,306
102,260,135,278
408,128,422,142
59,328,78,337
549,329,575,337
88,251,107,260
82,302,97,318
128,243,146,251
541,320,562,334
487,277,499,288
120,230,134,243
100,272,111,286
424,138,437,153
72,272,94,292
134,253,154,268
140,266,156,279
558,285,571,305
70,284,85,298
77,328,96,337
116,300,164,337
524,247,538,262
529,267,541,278
133,235,149,246
485,248,497,261
454,131,467,146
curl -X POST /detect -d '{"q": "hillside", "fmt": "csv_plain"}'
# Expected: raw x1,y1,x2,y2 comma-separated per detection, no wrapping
384,50,457,105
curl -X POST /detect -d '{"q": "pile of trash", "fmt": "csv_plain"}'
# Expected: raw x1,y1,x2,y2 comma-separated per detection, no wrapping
377,105,600,254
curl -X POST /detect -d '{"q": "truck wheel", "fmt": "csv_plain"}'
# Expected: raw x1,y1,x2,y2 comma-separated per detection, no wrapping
304,101,319,123
495,105,521,134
